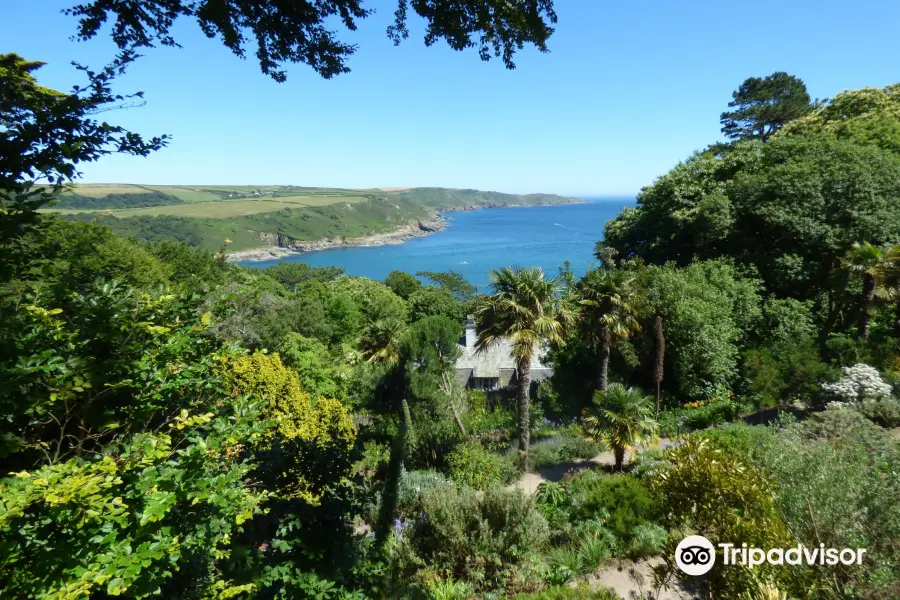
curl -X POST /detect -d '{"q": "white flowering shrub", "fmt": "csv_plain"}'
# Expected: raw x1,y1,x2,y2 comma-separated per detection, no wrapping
822,363,893,403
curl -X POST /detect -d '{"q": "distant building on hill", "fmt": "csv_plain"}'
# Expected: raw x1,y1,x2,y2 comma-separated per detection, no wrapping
454,314,553,391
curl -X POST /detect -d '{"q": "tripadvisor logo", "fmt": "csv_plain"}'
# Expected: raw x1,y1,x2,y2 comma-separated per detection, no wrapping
675,535,867,576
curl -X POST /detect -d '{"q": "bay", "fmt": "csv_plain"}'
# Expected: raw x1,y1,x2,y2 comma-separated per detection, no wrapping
238,196,635,288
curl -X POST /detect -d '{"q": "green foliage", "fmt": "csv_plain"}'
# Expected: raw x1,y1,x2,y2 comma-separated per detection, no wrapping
408,285,466,323
583,384,658,470
399,316,463,401
696,422,777,463
510,585,621,600
754,409,900,599
397,485,549,592
67,0,557,80
143,239,233,288
720,72,813,142
527,436,603,469
396,469,455,520
326,293,365,346
426,578,475,600
606,134,900,300
0,282,220,468
859,396,900,427
446,441,517,489
575,268,642,391
278,333,341,398
626,522,668,559
417,270,478,302
779,83,900,154
328,275,408,324
384,270,422,299
55,191,181,209
475,266,567,466
638,260,762,399
222,351,356,504
265,261,345,292
649,437,792,598
566,472,658,542
0,398,269,600
0,51,166,245
742,340,831,407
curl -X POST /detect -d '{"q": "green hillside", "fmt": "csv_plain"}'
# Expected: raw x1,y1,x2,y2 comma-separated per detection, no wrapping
47,185,582,251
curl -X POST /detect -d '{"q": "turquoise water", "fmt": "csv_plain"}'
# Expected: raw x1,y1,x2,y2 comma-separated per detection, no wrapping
239,197,635,287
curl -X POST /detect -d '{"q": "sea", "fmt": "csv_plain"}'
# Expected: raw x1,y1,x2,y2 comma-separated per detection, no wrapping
237,196,636,288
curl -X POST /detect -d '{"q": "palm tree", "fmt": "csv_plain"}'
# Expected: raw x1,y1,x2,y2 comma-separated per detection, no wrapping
875,242,900,337
359,318,406,365
576,268,642,392
474,266,566,467
583,383,658,470
843,242,886,339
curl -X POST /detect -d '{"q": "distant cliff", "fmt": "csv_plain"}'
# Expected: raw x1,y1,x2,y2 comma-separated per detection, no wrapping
51,185,583,252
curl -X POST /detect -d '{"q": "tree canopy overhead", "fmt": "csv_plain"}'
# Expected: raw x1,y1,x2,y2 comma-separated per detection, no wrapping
64,0,558,82
720,72,813,142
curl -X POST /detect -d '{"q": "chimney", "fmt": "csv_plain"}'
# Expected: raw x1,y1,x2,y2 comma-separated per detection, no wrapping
465,314,477,348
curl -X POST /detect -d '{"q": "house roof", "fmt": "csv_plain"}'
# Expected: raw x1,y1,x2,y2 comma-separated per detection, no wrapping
455,337,551,379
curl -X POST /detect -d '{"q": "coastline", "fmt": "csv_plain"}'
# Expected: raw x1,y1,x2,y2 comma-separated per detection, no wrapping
227,199,584,263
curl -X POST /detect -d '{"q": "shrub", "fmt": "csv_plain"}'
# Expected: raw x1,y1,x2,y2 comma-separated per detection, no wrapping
682,399,743,429
567,473,658,541
859,397,900,427
576,532,614,571
755,410,900,599
399,485,549,592
546,546,582,584
427,578,475,600
648,437,792,598
822,363,892,403
626,522,668,558
510,586,620,600
447,441,517,488
396,469,455,519
528,435,602,470
698,422,777,463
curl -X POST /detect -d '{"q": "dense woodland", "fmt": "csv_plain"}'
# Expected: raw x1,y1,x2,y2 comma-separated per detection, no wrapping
3,4,900,599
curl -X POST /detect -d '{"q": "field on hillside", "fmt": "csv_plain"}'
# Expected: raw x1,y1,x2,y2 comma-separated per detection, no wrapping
51,185,582,251
48,195,368,217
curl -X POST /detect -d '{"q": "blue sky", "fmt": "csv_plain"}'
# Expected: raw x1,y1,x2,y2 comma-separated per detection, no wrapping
4,1,900,196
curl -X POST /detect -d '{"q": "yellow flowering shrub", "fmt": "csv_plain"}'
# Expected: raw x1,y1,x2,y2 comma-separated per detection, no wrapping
223,351,356,504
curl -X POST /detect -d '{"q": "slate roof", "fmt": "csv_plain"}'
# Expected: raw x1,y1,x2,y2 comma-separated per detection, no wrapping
455,338,552,379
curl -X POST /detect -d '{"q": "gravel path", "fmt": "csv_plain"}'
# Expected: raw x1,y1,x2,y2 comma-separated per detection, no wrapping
513,439,671,494
513,439,690,599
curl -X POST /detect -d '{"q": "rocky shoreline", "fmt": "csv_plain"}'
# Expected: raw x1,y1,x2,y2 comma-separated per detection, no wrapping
226,199,584,263
227,216,447,263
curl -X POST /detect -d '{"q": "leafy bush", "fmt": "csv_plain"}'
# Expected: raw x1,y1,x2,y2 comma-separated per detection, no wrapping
447,441,517,488
859,397,900,427
398,486,549,592
626,522,668,558
822,363,892,403
576,532,614,571
754,409,900,599
396,469,455,520
648,437,792,598
427,578,475,600
657,398,746,436
510,585,621,600
742,336,831,408
528,434,602,470
698,421,777,463
567,473,658,541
